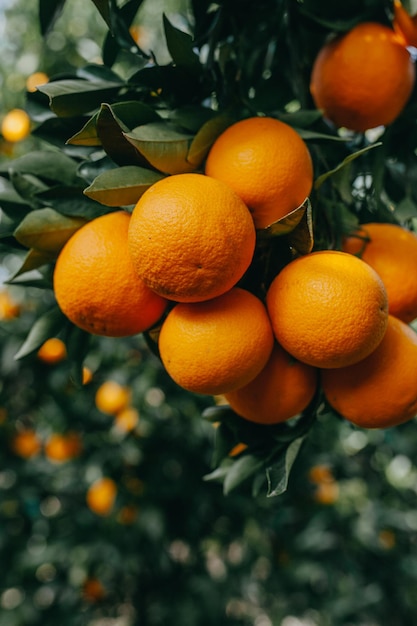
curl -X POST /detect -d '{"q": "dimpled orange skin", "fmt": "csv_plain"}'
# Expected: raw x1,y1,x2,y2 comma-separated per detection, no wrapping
224,341,318,424
322,315,417,428
266,250,389,369
205,117,313,229
342,222,417,324
310,22,415,132
128,173,256,302
158,287,274,395
53,211,168,337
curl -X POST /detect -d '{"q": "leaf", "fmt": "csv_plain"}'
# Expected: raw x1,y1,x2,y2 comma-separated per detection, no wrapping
9,171,48,209
89,0,112,29
287,198,314,255
0,177,31,220
314,143,383,191
35,186,112,219
64,325,92,387
14,208,87,253
265,437,305,497
39,0,66,35
257,197,313,244
223,453,265,495
95,102,160,166
7,249,57,281
14,307,67,360
163,14,200,72
0,151,82,186
187,113,233,167
124,122,196,174
84,166,165,206
66,113,102,146
37,79,124,117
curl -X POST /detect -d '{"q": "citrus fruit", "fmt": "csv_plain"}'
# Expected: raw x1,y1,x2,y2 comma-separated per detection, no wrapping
0,289,21,320
1,108,31,142
342,222,417,323
223,342,318,424
44,432,82,463
310,22,415,132
266,250,389,368
26,71,49,93
53,211,168,337
86,477,117,516
128,173,256,302
37,337,67,364
393,0,417,48
322,315,417,428
205,116,313,229
11,429,42,458
158,287,274,395
95,380,131,415
114,407,140,432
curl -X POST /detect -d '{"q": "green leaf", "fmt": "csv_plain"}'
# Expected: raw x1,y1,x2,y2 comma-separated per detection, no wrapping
0,151,82,186
314,143,383,191
223,453,265,495
39,0,66,35
0,177,31,220
95,102,160,166
14,307,67,360
84,166,165,206
187,113,233,167
9,171,48,209
35,186,112,219
124,122,196,174
163,14,200,72
7,249,57,281
66,113,102,146
89,0,112,29
265,437,305,497
14,208,86,253
257,197,313,252
37,79,124,117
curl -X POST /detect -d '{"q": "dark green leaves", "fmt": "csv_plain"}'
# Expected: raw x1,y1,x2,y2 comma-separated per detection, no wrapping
84,166,165,206
37,77,124,117
163,14,200,73
14,307,67,360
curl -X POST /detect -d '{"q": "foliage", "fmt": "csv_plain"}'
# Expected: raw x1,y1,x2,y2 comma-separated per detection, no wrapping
2,0,417,621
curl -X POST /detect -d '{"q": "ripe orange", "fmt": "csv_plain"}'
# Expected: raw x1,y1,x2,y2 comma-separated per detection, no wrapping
322,315,417,428
223,342,318,424
44,432,82,463
37,337,67,364
82,578,106,602
114,407,140,432
11,429,42,458
95,380,131,415
0,289,21,320
342,222,417,324
313,481,340,505
266,250,389,369
26,71,49,93
393,0,417,48
1,109,31,142
86,477,117,516
310,22,415,132
53,211,168,337
128,173,256,302
158,287,274,395
205,116,313,229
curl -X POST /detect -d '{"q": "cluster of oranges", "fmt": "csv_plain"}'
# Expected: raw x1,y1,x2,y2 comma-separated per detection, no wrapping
49,5,417,433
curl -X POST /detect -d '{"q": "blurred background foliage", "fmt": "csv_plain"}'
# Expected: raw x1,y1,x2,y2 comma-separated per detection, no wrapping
2,1,417,625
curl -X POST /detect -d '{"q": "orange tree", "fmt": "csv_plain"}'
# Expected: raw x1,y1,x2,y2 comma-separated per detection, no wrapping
3,0,417,622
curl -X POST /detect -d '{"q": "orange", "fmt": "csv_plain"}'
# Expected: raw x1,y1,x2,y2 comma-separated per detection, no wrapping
322,315,417,428
82,366,93,385
308,464,335,485
223,342,318,424
26,71,49,93
114,407,140,432
342,222,417,324
0,289,21,320
266,250,388,369
310,22,415,132
95,380,131,415
158,287,274,395
313,481,340,505
205,116,313,229
53,211,168,337
1,109,31,142
11,429,42,458
44,432,82,463
86,477,117,516
37,337,67,364
128,173,255,302
82,578,106,602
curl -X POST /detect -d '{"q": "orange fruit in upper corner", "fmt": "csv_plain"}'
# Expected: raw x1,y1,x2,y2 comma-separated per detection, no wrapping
342,222,417,324
205,116,313,229
1,108,31,142
266,250,388,369
53,211,168,337
310,21,415,132
393,0,417,48
128,173,256,302
86,477,117,516
322,315,417,429
95,380,131,415
158,287,274,395
224,341,318,424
